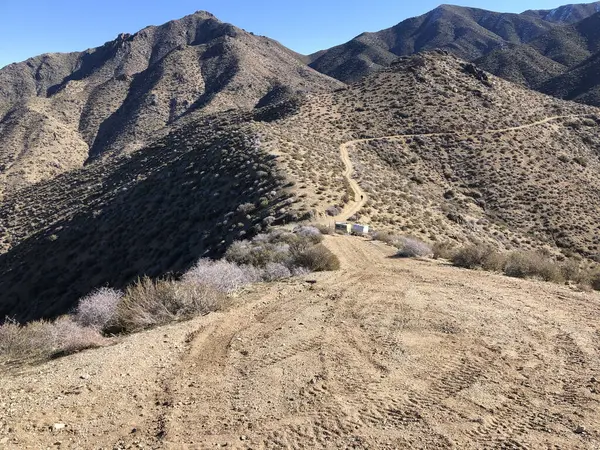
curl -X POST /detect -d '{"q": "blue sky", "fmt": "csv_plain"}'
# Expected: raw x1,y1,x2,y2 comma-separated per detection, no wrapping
0,0,582,68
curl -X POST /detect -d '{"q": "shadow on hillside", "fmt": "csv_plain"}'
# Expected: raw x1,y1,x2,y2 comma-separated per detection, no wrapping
0,124,293,323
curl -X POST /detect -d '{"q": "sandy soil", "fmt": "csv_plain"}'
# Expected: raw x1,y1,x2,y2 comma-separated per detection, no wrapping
1,235,599,449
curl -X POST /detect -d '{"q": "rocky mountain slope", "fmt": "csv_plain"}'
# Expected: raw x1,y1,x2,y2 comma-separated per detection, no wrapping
3,8,600,322
523,1,600,23
541,50,600,105
0,11,341,197
263,52,600,259
307,2,600,83
476,11,600,91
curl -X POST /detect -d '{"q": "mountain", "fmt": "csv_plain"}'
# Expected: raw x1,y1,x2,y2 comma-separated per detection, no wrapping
523,1,600,23
476,11,600,102
3,8,600,322
269,52,600,263
473,44,567,87
307,3,600,83
0,11,341,198
541,50,600,105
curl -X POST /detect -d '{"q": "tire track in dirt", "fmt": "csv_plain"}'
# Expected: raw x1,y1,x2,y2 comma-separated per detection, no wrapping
103,234,600,449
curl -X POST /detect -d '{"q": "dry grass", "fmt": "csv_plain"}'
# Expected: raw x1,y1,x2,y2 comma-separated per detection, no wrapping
503,251,564,282
450,243,600,289
116,277,226,333
0,317,105,365
74,288,123,332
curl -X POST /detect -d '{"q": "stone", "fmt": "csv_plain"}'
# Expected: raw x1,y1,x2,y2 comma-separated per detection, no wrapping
52,423,66,432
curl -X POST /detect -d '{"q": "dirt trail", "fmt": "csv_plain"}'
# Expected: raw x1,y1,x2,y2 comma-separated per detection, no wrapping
331,114,589,223
2,235,600,449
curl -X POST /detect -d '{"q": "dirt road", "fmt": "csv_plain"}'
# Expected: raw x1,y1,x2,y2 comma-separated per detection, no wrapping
332,114,591,223
2,235,599,449
333,141,368,222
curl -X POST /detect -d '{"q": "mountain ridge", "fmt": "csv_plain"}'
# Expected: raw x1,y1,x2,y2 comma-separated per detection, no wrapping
0,10,341,197
306,2,600,83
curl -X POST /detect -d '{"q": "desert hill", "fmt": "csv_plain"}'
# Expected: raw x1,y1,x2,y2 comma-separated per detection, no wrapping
4,49,600,321
2,8,600,449
541,51,600,105
0,11,341,197
0,108,308,322
263,52,600,260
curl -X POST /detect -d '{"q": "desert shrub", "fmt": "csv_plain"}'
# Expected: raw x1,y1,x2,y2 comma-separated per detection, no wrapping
225,240,291,268
326,206,342,217
311,223,333,235
396,237,432,258
451,245,502,270
481,251,508,272
183,259,261,294
51,316,106,356
291,266,311,277
74,287,122,332
560,259,589,284
372,231,401,247
292,244,340,272
503,251,564,282
117,277,224,332
261,262,292,281
293,226,324,244
0,317,104,364
432,241,456,260
589,270,600,291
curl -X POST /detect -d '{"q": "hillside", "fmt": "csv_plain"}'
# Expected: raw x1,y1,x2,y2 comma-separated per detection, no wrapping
541,51,600,105
0,108,310,321
3,8,600,449
474,44,567,87
0,11,341,197
477,12,600,89
1,235,599,449
523,1,600,23
261,53,600,256
306,3,600,83
5,50,600,322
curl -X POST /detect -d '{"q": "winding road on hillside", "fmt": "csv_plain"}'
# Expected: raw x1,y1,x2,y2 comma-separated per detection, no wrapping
333,114,591,222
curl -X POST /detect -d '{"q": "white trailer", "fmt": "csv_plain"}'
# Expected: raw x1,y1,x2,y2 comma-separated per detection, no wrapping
352,224,370,235
335,222,352,234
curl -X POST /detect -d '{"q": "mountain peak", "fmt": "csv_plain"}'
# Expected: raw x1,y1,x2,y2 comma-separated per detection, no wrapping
191,10,217,18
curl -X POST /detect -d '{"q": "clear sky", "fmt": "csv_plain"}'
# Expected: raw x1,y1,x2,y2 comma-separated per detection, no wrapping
0,0,584,68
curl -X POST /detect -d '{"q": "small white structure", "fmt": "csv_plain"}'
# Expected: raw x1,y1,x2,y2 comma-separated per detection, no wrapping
352,224,370,235
335,222,352,234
